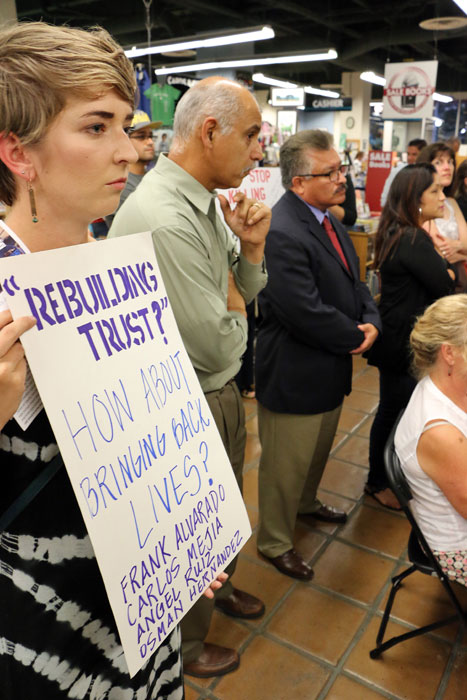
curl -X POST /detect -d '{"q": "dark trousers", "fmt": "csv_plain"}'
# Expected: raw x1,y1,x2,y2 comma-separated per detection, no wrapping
235,301,256,392
180,381,246,662
368,369,416,490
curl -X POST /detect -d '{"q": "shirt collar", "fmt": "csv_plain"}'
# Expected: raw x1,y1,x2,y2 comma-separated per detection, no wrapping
155,153,216,216
292,192,328,224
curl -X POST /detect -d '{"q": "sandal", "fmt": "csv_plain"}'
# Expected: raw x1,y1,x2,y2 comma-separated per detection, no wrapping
364,484,402,511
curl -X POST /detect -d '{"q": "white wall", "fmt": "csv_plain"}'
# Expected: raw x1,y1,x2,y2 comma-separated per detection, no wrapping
0,0,16,23
297,110,334,132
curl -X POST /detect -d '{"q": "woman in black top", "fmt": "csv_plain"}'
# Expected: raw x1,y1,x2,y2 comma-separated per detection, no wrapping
365,164,455,509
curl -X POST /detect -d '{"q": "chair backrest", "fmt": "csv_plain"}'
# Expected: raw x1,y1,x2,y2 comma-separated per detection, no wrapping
383,419,413,511
384,422,432,555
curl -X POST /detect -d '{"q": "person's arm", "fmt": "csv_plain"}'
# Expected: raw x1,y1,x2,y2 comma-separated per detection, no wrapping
218,192,271,265
400,230,456,297
218,192,268,304
417,423,467,518
227,270,246,318
424,201,467,262
349,322,379,355
151,225,248,375
0,310,36,430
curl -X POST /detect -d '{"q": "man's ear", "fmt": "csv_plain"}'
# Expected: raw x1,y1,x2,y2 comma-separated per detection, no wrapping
291,175,304,196
0,132,35,180
200,117,218,149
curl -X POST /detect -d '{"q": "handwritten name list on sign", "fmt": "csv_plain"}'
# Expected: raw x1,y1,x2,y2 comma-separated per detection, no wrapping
0,231,251,677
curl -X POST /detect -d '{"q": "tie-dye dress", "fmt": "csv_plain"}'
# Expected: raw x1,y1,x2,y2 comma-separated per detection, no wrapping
0,410,184,699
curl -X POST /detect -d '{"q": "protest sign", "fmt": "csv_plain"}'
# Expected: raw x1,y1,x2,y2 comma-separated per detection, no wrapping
219,167,284,209
0,231,251,677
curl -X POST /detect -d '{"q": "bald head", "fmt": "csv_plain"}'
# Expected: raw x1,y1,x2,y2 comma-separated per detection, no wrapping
172,76,258,150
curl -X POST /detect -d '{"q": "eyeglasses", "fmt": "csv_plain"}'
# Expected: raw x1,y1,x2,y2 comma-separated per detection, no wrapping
129,132,154,141
297,164,348,182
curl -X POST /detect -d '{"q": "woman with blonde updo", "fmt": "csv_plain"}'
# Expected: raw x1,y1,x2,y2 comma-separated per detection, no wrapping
395,295,467,587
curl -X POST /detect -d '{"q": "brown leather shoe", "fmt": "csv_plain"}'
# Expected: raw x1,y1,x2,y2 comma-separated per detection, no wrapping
306,504,347,524
215,588,265,619
263,548,314,581
183,643,239,678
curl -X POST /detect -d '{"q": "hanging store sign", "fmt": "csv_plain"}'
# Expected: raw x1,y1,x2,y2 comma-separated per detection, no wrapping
366,151,393,212
383,60,438,120
271,88,305,107
307,97,352,111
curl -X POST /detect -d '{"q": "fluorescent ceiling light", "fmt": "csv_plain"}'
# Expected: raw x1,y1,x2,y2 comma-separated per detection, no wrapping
305,86,340,98
361,73,453,102
154,49,338,75
452,0,467,14
253,73,340,99
125,26,274,58
433,92,453,102
360,71,386,86
253,73,297,88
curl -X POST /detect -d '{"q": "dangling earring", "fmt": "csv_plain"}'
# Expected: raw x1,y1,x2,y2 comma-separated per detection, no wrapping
27,177,38,223
418,207,422,216
448,365,453,377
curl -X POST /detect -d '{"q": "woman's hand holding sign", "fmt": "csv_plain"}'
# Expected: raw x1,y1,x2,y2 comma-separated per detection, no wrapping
0,309,35,429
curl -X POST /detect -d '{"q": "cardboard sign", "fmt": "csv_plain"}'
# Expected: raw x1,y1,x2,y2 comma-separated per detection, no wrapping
365,151,393,213
383,60,438,120
0,231,251,677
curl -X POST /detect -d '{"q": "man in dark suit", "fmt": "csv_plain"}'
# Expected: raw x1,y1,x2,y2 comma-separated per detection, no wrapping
255,130,381,580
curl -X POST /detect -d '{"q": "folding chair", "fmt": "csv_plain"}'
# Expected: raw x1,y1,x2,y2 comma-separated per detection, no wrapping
370,419,466,659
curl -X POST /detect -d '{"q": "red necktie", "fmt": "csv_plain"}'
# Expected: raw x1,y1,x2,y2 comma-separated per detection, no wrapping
322,215,350,272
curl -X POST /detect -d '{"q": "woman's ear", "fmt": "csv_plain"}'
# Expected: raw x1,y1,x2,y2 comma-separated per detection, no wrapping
440,342,456,368
0,132,35,180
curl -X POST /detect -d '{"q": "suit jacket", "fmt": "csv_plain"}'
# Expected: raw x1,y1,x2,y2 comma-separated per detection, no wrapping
255,190,381,415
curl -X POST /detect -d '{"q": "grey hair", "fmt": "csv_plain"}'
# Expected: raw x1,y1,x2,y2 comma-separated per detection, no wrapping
172,78,254,148
280,129,334,189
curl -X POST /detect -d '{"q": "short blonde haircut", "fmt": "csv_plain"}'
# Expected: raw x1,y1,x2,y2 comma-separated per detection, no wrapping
0,21,136,205
410,295,467,378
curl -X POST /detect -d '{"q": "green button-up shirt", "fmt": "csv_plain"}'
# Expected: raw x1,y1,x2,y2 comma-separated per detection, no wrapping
108,154,267,391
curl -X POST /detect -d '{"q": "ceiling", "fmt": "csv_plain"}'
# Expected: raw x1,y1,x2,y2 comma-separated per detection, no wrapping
13,0,467,94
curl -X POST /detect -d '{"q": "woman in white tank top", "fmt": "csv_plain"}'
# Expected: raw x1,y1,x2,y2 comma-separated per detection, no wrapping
417,142,467,291
395,294,467,586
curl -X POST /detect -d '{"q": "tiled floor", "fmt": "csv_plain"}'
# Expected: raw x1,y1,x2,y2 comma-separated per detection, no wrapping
184,357,467,700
